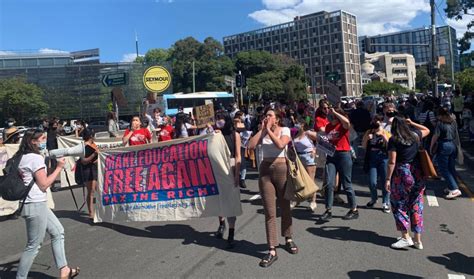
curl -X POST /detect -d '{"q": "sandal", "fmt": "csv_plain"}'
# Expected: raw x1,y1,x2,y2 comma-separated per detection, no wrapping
259,249,278,268
61,267,80,279
285,239,298,254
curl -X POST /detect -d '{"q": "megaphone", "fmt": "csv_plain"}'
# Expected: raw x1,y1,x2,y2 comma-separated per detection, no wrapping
48,142,85,159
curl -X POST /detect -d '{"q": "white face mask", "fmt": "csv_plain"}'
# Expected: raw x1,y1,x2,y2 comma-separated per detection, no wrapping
216,120,225,128
7,122,14,127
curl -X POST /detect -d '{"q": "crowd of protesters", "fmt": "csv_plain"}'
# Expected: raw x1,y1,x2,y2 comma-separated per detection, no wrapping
2,88,472,274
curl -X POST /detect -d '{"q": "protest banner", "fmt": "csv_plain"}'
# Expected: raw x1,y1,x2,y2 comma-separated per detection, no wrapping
194,103,215,129
58,135,124,187
95,133,242,223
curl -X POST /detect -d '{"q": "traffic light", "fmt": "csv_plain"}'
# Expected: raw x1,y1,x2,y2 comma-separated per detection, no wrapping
364,38,374,54
236,74,242,88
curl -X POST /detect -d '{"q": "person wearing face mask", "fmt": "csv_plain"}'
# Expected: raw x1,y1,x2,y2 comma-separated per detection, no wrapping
74,120,86,138
362,114,391,213
15,129,80,279
320,107,359,221
123,116,152,146
213,112,241,249
382,102,397,134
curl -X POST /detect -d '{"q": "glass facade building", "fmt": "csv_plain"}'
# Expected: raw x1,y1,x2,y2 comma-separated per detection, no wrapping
359,26,460,72
223,10,362,97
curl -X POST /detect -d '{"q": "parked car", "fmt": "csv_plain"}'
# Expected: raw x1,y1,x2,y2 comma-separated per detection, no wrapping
87,121,107,132
118,120,130,130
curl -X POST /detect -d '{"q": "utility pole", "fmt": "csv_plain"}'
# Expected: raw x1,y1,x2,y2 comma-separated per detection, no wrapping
430,0,439,98
135,31,139,60
447,27,456,90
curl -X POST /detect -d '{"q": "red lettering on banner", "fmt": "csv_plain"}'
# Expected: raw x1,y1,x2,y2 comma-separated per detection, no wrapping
140,193,148,200
104,170,113,194
137,150,145,166
198,158,216,185
152,149,161,164
113,170,124,193
184,143,189,160
162,147,169,163
162,163,175,189
132,193,138,201
178,190,184,198
198,140,208,158
189,142,198,159
111,195,118,204
147,165,161,190
176,161,191,188
151,192,159,201
169,145,178,162
188,160,200,185
167,191,175,199
119,195,126,202
198,187,208,196
144,150,152,165
124,168,134,193
115,154,122,169
186,189,194,197
134,167,144,192
103,196,110,204
105,156,115,170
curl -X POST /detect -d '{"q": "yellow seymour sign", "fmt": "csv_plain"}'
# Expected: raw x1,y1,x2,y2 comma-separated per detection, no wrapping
143,66,171,93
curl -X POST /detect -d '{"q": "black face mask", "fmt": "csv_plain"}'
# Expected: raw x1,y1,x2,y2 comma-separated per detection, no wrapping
370,123,380,130
385,111,396,118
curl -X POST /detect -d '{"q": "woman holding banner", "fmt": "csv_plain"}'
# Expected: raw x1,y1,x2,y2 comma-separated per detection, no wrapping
248,108,296,268
122,116,152,146
80,129,99,221
214,112,241,249
16,129,79,279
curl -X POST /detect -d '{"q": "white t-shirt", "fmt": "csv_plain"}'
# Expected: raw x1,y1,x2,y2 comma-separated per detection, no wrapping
261,127,291,158
180,123,193,138
18,153,47,203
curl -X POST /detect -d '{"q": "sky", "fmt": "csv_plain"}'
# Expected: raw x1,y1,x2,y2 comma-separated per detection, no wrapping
0,0,471,62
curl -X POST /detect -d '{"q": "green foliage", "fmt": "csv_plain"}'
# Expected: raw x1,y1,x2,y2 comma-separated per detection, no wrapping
456,68,474,94
445,0,473,53
416,66,431,92
363,81,407,95
144,48,170,64
0,77,49,124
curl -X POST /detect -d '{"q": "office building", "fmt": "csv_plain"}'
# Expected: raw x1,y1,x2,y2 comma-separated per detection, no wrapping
362,52,416,90
223,10,362,97
359,26,459,72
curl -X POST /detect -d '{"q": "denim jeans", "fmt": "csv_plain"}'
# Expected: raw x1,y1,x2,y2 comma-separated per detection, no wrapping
17,202,68,279
240,147,246,180
368,150,390,204
436,141,459,191
324,151,357,210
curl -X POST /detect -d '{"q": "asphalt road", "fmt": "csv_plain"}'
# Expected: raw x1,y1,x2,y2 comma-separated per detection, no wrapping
1,162,473,279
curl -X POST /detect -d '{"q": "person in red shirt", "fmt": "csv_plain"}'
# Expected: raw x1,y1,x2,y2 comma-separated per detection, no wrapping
314,100,330,132
122,116,152,146
158,116,174,142
320,107,359,221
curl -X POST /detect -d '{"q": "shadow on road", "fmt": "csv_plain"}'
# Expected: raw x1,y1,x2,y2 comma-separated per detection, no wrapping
427,252,474,275
0,259,55,279
55,210,267,260
307,226,394,247
347,269,423,279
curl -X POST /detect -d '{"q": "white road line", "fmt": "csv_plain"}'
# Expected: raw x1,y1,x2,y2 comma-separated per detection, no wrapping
426,190,439,207
448,274,465,279
248,194,261,201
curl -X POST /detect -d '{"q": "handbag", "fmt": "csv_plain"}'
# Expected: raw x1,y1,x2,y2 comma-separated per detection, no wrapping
418,149,437,178
284,144,319,202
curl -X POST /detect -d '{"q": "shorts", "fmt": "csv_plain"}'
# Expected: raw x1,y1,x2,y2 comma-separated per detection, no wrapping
298,152,316,167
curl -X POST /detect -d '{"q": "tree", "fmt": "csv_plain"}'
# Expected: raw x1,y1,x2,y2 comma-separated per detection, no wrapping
143,48,170,65
0,78,49,124
363,81,407,96
416,66,431,92
445,0,473,53
455,68,474,94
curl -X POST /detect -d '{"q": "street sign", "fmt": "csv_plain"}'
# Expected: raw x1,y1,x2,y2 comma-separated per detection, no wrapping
102,72,128,87
325,71,340,81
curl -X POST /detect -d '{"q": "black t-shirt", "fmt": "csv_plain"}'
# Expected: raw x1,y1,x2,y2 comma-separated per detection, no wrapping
83,144,97,167
387,130,421,163
223,133,236,158
367,133,386,150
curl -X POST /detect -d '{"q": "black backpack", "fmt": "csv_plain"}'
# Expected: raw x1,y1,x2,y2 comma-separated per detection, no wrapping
0,154,35,201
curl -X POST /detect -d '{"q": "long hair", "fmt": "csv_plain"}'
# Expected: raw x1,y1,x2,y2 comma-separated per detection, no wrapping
264,108,283,127
215,111,234,135
390,116,418,146
17,129,43,156
437,107,455,124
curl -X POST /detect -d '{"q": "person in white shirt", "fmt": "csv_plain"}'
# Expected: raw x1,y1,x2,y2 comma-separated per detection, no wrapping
15,129,79,279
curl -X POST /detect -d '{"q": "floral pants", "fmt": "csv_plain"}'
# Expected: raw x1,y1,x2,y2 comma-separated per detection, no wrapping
390,163,425,233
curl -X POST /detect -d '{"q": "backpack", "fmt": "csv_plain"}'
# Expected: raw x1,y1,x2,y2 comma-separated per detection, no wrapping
0,154,35,201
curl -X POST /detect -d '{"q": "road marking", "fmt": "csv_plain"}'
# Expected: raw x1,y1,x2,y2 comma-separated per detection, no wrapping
448,274,465,279
426,190,439,207
248,194,261,201
456,175,474,201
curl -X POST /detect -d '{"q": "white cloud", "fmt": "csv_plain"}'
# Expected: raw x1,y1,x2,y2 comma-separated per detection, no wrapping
38,48,69,54
446,10,473,39
249,0,431,36
0,50,16,56
121,53,144,62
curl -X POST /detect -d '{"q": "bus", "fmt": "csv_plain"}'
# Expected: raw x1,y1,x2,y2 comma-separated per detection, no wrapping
150,92,235,116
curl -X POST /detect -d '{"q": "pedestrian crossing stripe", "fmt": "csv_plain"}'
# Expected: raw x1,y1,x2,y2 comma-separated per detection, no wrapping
426,190,439,207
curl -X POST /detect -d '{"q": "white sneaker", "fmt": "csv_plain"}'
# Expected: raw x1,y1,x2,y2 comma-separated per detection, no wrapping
446,189,462,199
382,204,391,213
391,237,414,249
413,241,423,250
290,201,299,209
308,201,317,212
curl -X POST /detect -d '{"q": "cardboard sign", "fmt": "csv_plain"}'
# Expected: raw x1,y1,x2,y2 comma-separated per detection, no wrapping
194,103,215,129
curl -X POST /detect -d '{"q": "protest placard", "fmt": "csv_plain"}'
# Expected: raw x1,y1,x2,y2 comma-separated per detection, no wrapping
194,103,215,129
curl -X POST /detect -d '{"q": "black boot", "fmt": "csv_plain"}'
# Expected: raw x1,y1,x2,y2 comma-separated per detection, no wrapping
239,179,247,189
216,221,225,239
226,228,235,249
